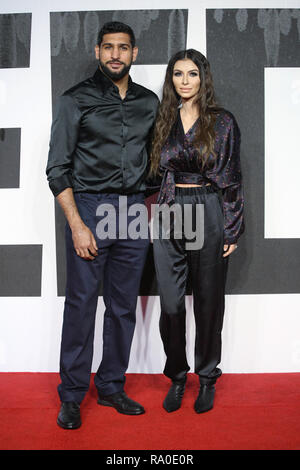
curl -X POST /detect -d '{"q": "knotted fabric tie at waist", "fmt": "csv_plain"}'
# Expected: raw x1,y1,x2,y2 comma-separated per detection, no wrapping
157,169,212,205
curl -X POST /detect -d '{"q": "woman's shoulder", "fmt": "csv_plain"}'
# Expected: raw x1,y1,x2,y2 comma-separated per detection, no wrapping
212,107,238,125
214,108,238,127
211,108,240,136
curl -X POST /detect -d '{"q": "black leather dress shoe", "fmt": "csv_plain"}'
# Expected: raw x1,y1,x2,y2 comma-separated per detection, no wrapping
57,401,81,429
194,384,215,413
163,379,186,413
97,391,145,415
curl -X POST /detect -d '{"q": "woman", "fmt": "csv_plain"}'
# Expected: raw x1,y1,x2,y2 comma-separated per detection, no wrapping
150,49,244,413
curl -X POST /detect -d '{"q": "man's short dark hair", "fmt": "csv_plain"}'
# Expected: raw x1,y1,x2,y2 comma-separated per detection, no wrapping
97,21,136,48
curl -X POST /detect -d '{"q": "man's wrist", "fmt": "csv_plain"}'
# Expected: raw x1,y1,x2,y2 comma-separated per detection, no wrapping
69,217,86,231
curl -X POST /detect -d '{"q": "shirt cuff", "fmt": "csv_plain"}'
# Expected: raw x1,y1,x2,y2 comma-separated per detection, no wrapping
223,238,238,245
49,174,73,197
224,224,245,245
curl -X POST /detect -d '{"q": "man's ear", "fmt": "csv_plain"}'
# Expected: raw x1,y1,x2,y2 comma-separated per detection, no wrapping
94,44,100,60
132,46,138,63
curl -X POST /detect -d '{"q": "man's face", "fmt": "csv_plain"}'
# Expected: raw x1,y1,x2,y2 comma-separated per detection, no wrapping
95,32,138,81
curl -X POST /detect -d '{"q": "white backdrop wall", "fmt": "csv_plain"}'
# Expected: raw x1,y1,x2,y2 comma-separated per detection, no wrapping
0,0,300,373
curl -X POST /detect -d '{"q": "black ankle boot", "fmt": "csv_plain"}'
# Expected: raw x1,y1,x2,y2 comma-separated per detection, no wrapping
163,378,186,413
194,379,216,414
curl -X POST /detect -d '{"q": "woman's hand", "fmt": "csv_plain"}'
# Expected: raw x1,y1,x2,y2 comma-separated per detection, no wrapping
223,244,237,257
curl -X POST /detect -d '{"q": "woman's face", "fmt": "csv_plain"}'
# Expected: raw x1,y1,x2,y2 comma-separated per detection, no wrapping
172,59,201,101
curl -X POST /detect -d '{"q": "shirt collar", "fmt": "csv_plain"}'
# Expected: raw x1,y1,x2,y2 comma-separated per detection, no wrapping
93,67,135,96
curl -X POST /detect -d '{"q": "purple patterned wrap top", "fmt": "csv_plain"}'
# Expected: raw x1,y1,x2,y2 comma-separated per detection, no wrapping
157,109,245,244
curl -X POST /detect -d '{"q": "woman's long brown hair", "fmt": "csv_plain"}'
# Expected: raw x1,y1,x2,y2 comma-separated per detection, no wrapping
150,49,220,176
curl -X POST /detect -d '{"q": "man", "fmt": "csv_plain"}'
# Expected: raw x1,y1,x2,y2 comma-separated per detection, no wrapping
46,21,159,429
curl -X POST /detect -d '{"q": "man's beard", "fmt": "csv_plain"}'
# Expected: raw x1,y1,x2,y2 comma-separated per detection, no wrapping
99,59,132,81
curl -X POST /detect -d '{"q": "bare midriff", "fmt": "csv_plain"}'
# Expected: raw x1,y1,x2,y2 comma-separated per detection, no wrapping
175,183,211,188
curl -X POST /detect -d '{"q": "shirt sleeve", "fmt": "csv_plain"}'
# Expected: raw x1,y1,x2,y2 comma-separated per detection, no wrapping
206,114,245,244
46,94,81,197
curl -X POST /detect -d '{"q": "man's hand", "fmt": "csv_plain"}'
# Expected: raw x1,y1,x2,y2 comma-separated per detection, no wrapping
71,221,98,260
223,244,237,257
56,188,98,260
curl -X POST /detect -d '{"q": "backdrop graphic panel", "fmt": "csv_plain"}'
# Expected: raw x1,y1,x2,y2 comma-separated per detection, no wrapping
0,128,21,188
207,8,300,294
0,13,31,68
0,245,42,296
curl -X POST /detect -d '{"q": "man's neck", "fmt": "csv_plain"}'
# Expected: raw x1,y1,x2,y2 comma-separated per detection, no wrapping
113,75,129,100
99,66,129,100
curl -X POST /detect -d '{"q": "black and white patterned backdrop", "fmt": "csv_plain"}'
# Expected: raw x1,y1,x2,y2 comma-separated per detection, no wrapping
0,0,299,373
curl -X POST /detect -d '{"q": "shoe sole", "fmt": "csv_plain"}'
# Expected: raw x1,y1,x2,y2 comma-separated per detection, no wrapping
57,417,82,429
97,398,145,415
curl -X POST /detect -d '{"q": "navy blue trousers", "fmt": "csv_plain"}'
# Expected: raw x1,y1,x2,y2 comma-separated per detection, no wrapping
58,192,149,404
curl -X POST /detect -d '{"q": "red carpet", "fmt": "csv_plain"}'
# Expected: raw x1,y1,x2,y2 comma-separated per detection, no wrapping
0,373,299,450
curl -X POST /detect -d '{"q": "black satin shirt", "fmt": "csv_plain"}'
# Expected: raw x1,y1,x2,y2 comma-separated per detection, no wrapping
46,68,159,197
157,109,245,244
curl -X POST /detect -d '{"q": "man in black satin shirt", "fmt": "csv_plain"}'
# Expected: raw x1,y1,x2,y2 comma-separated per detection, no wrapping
46,22,159,429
